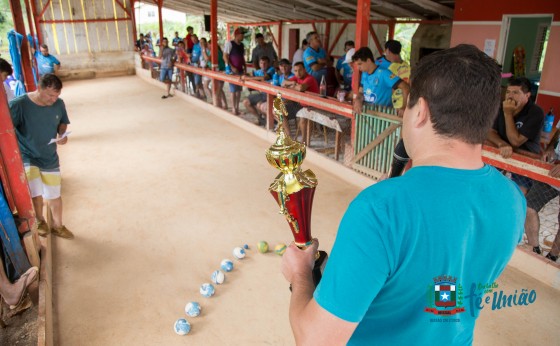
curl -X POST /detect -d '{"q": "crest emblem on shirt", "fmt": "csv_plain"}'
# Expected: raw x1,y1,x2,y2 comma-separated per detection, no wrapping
424,275,465,316
515,121,523,129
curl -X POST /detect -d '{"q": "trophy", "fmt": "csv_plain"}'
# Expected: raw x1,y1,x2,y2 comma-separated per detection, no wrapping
265,94,328,287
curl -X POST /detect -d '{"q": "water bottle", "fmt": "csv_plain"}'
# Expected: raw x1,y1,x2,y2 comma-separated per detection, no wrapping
319,75,327,97
272,73,280,86
337,84,346,102
543,108,554,133
225,65,232,75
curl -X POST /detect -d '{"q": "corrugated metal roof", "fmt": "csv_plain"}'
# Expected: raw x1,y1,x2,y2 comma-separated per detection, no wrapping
157,0,455,23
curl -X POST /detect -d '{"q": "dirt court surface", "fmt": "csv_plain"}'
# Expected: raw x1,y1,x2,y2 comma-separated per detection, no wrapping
50,76,559,345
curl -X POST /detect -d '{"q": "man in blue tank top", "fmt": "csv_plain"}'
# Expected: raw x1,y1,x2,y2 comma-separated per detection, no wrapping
281,44,525,345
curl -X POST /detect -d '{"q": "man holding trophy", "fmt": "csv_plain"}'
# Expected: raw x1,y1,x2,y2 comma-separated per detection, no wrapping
271,45,525,344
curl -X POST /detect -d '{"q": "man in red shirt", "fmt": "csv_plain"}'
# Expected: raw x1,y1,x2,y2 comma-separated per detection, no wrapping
184,26,194,54
282,62,319,140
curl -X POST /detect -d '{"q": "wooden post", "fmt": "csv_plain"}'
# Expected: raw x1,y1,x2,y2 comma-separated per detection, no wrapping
278,21,283,59
210,0,219,106
8,0,37,92
352,0,370,146
388,20,396,40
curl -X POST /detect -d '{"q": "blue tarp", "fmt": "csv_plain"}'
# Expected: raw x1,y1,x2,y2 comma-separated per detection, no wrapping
7,29,39,96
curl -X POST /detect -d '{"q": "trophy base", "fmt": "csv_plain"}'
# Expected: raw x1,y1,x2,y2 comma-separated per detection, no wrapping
312,250,328,287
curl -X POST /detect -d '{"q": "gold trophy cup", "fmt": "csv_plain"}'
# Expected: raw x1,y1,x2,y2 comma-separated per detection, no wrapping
265,94,328,287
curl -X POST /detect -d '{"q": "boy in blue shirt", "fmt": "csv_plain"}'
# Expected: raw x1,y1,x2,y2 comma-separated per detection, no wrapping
281,44,525,345
336,40,354,89
242,56,275,125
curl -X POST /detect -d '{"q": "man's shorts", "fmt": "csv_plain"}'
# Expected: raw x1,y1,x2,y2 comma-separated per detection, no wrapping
511,173,533,190
24,165,61,200
194,73,202,86
160,68,173,83
248,92,267,106
526,180,560,212
229,83,242,93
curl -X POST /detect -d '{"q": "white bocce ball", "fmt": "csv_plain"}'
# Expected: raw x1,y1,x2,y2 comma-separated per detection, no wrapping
233,247,246,259
185,301,201,317
211,270,225,285
174,318,191,335
200,283,215,298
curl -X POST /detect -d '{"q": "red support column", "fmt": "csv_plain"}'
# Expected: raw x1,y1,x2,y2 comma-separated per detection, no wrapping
369,24,383,56
8,0,36,92
277,21,283,59
327,22,348,56
131,0,138,48
226,23,231,41
388,20,396,40
29,0,43,44
24,0,36,45
157,0,164,45
211,0,219,106
352,0,370,146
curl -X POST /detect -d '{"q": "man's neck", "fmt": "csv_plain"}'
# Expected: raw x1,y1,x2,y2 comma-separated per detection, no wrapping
412,139,484,170
366,63,377,75
27,91,47,106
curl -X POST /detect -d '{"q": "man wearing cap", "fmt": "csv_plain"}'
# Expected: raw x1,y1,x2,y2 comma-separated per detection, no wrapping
303,31,327,85
251,33,278,67
336,41,354,91
224,27,247,115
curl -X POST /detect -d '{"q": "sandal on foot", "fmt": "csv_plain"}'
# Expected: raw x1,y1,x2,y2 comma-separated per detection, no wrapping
3,266,39,309
161,95,168,99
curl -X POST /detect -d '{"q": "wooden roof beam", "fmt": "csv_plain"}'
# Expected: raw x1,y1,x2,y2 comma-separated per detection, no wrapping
407,0,454,18
373,0,426,19
326,0,390,20
234,0,321,20
292,0,353,18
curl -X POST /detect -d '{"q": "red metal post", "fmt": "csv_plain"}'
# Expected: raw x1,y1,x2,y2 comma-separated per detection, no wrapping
323,21,330,54
0,79,37,233
8,0,36,92
24,0,36,45
211,0,219,106
157,0,164,46
29,0,43,44
131,0,138,47
369,24,383,56
352,0,370,146
327,22,347,56
388,20,396,40
277,21,283,59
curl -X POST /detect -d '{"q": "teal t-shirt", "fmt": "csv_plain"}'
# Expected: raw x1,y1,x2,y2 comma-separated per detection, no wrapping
9,94,70,169
314,165,525,345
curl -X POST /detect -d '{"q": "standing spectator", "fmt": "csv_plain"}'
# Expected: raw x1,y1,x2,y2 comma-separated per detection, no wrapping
158,38,176,99
376,40,410,83
223,27,247,116
172,31,182,47
184,26,194,54
281,44,525,345
33,44,61,77
335,40,354,89
9,74,73,239
486,77,544,194
190,34,205,99
135,33,146,51
292,39,308,67
303,31,327,85
1,58,15,102
211,41,228,110
251,33,278,67
524,133,560,260
200,38,212,100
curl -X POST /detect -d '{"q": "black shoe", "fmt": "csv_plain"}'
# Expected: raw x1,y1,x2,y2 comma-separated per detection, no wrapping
545,253,558,262
533,246,542,255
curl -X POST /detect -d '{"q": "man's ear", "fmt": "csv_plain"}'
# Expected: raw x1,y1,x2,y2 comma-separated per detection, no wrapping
413,97,430,128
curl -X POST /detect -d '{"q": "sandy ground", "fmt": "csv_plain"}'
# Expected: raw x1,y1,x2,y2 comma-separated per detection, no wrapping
51,76,559,345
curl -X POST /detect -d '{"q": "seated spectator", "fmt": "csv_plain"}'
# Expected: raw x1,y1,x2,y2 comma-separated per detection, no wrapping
283,62,319,141
326,56,338,97
303,31,327,85
524,133,560,260
335,40,354,89
292,39,308,67
242,56,275,125
486,77,544,193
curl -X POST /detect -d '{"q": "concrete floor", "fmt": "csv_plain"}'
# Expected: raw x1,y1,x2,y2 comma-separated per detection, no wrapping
52,76,559,345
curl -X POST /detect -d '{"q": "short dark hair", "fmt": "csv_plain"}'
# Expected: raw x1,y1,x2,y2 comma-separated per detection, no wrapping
294,62,305,68
255,33,264,39
302,39,308,46
508,77,532,94
0,58,13,75
344,40,355,48
385,40,401,54
306,31,317,42
352,47,374,63
40,44,48,50
200,37,207,43
279,58,291,65
187,26,193,31
408,44,501,144
39,73,63,91
259,56,270,63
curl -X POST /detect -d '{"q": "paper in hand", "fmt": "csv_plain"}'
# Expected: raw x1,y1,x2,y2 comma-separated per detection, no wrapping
48,131,72,145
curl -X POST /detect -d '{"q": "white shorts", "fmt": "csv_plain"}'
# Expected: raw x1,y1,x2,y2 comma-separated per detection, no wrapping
24,165,62,200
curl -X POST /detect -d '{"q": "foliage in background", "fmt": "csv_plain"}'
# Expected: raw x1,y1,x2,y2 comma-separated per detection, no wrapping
0,0,13,62
393,22,419,63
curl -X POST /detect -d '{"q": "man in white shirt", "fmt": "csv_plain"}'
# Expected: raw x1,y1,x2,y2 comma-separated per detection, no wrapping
292,39,308,67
